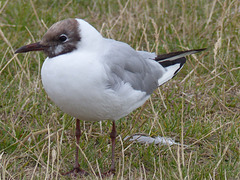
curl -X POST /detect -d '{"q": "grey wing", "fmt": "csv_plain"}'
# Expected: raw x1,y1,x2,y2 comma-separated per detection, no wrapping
137,51,157,60
102,40,163,95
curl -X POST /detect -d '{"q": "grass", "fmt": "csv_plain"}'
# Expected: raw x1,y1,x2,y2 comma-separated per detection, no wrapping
0,0,240,179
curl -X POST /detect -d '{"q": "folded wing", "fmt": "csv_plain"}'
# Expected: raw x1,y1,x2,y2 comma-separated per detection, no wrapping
103,39,205,95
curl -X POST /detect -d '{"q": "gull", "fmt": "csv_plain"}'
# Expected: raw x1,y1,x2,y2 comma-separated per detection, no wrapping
15,18,205,176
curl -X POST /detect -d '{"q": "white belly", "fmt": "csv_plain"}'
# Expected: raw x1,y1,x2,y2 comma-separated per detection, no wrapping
41,52,148,121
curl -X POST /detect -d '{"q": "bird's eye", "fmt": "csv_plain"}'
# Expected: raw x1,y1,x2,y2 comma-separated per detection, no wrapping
59,34,68,42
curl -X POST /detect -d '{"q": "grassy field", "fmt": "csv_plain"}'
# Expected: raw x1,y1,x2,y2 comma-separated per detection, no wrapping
1,0,240,179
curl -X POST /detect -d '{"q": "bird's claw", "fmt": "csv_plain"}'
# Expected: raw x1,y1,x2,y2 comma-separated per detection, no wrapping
61,167,89,177
97,168,115,178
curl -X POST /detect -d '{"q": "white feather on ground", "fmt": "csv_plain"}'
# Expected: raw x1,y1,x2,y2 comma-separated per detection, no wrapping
124,134,187,146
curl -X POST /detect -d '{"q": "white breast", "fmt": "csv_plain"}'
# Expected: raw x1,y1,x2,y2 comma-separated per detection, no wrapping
41,50,148,121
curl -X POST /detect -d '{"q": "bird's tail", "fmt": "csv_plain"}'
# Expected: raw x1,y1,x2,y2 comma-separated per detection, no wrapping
156,48,206,86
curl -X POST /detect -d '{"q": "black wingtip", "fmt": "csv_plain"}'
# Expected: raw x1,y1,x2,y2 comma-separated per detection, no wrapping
159,57,186,68
155,48,206,61
191,48,207,52
155,48,206,77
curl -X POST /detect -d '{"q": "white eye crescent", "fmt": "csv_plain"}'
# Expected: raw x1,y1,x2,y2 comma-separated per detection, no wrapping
59,34,68,42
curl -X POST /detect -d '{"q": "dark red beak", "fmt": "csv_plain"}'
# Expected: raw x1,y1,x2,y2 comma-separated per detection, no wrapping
15,42,47,54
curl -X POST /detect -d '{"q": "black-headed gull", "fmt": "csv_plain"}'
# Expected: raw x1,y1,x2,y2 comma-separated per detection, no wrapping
15,18,205,176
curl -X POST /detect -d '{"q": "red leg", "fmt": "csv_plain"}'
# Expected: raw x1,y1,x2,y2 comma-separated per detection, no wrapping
110,121,117,172
61,119,88,176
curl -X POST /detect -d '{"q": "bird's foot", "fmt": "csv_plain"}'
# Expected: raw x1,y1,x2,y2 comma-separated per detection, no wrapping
61,167,89,177
98,168,115,178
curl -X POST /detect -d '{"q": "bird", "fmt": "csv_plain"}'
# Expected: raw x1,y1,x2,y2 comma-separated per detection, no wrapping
15,18,205,176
